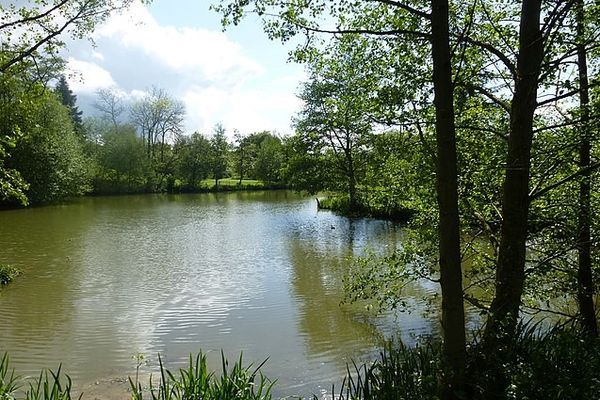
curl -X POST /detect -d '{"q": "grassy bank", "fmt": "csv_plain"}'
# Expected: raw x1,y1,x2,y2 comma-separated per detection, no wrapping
195,179,286,192
318,195,415,222
90,177,287,196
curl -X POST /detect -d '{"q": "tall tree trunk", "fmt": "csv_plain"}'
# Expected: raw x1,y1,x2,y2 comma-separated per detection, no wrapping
238,152,244,185
483,0,543,397
430,1,466,397
575,0,597,337
346,153,358,211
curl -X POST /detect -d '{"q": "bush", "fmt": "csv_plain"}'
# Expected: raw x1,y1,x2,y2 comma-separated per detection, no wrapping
0,264,21,286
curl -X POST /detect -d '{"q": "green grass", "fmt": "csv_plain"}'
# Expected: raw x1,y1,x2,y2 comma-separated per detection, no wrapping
0,264,21,286
2,351,273,400
331,342,441,400
193,178,288,192
1,353,20,400
129,351,274,400
1,353,77,400
198,179,266,190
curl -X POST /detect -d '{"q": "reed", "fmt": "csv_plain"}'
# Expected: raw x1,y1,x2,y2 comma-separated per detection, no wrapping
0,353,20,400
129,351,274,400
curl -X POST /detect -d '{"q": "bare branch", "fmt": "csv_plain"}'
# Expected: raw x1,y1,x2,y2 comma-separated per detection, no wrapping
367,0,431,20
529,161,600,201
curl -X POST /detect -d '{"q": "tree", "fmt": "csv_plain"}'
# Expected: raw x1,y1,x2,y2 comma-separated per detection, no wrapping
0,133,28,205
130,87,185,161
233,131,254,185
429,4,467,396
0,72,30,205
0,0,145,205
282,133,331,194
55,75,83,132
294,41,373,210
213,2,468,396
209,123,230,188
175,132,212,189
215,1,600,396
253,133,284,183
94,87,125,130
9,91,91,203
94,124,151,193
574,0,597,337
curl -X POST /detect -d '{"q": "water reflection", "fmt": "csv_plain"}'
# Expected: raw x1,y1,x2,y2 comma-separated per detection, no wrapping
288,236,384,360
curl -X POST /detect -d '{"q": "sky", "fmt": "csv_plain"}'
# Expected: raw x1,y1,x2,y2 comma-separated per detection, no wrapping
62,0,306,137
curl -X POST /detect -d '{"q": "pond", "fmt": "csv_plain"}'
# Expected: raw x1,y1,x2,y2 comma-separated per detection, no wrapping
0,191,440,397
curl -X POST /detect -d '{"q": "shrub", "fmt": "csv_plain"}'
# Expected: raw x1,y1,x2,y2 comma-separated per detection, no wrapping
0,264,21,286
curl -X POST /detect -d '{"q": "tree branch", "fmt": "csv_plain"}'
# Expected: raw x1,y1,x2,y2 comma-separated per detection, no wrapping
529,161,600,202
367,0,431,20
0,0,70,31
462,82,511,114
536,79,600,107
454,34,517,79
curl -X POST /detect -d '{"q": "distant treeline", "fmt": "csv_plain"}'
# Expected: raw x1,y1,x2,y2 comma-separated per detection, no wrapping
0,72,417,222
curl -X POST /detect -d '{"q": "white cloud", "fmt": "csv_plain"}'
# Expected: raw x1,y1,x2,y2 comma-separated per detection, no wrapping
183,85,302,135
129,89,148,100
91,51,105,61
66,58,116,93
96,2,263,85
65,0,304,136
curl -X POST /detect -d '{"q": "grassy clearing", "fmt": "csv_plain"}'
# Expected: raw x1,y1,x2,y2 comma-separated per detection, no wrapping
199,179,266,190
0,264,21,286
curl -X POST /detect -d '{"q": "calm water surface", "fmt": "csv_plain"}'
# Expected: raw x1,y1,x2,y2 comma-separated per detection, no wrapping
0,191,439,397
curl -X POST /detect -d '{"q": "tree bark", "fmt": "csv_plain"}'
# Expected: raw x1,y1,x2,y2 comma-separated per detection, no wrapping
238,149,244,186
346,153,358,211
575,0,597,337
430,1,466,398
483,0,544,397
